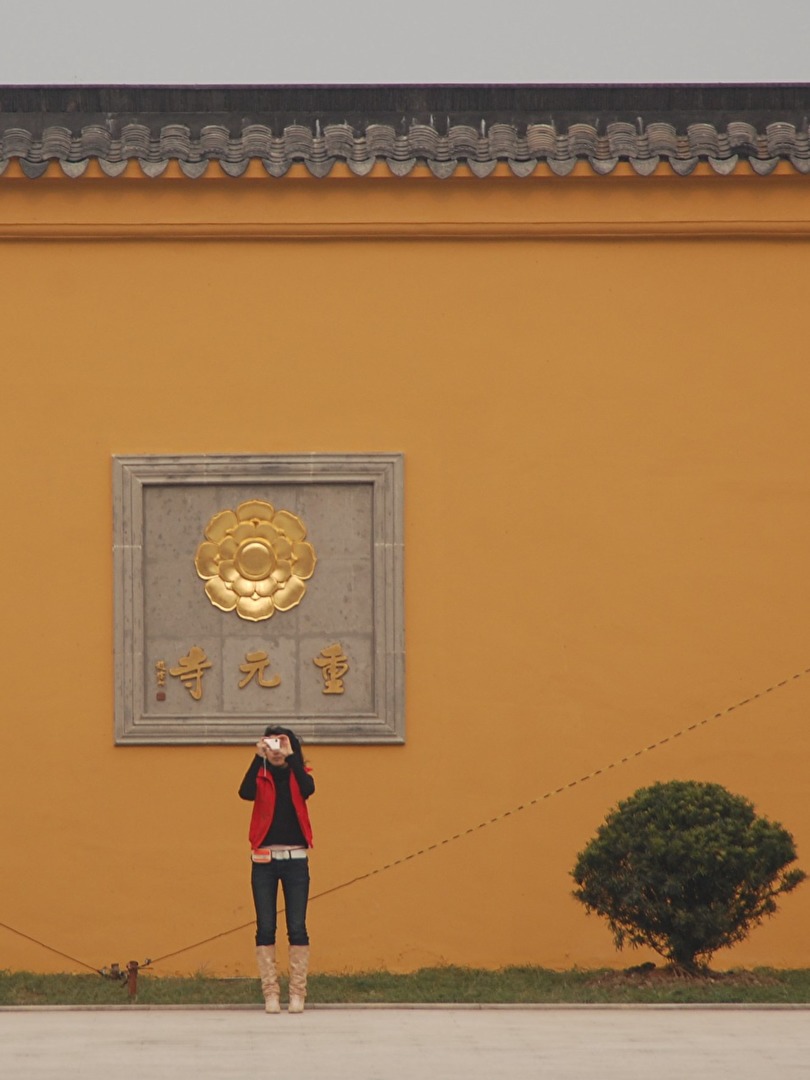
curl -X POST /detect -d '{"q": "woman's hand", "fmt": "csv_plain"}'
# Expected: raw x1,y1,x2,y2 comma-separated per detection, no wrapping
256,735,293,762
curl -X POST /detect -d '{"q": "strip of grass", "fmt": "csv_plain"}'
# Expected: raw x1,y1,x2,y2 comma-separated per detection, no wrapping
2,966,810,1006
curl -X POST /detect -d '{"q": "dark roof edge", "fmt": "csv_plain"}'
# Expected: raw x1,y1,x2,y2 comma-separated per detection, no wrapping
1,83,810,117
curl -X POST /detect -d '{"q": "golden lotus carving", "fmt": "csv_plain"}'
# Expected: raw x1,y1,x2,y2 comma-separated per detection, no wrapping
194,500,317,621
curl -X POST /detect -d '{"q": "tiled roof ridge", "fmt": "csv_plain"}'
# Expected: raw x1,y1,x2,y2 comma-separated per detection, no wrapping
1,84,809,177
2,120,809,178
1,83,809,114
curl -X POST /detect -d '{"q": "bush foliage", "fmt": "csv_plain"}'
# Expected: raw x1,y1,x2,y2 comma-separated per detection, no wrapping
572,780,806,970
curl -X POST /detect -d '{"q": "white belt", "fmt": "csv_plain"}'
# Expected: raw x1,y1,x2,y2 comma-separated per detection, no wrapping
252,848,308,863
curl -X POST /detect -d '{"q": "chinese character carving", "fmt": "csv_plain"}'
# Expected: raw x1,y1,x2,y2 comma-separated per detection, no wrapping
155,659,167,701
169,646,212,701
314,643,349,694
238,650,282,689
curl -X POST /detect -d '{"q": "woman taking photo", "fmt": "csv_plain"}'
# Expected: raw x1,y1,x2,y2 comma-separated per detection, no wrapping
239,725,315,1013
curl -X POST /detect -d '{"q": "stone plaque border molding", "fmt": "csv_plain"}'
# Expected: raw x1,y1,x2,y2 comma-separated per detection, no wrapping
113,453,404,745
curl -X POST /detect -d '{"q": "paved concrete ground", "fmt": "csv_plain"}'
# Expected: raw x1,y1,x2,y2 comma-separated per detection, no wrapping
1,1006,808,1080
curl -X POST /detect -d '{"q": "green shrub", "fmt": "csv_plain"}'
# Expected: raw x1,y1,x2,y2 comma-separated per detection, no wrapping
572,780,806,971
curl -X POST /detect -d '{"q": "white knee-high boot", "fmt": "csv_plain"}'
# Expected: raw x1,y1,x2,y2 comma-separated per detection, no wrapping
256,945,281,1013
287,945,310,1013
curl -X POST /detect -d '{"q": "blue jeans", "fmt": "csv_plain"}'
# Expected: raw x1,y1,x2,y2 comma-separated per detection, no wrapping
251,857,310,946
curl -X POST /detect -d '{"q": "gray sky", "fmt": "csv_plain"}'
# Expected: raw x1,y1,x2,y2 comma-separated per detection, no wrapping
1,0,809,84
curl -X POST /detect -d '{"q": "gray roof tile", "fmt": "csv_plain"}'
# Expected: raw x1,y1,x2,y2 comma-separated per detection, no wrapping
1,84,809,177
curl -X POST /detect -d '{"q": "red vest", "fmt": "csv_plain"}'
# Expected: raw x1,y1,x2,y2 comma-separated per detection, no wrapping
248,766,314,851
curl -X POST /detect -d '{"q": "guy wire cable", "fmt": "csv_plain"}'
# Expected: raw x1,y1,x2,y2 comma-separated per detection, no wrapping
0,920,102,975
142,661,810,969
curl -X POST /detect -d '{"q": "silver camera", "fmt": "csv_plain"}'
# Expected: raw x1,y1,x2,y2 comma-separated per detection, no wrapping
263,736,282,751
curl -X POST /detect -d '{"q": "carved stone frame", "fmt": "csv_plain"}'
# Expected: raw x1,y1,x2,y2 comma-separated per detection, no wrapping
113,453,404,744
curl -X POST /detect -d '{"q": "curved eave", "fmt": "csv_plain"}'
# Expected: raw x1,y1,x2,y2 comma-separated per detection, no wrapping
1,84,809,179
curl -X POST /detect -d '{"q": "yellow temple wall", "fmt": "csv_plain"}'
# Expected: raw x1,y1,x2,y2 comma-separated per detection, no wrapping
1,163,810,974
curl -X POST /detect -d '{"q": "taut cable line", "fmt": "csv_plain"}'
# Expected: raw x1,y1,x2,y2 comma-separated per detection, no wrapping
0,920,102,975
144,663,810,970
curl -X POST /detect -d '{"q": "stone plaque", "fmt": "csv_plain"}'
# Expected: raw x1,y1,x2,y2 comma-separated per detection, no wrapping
113,454,404,744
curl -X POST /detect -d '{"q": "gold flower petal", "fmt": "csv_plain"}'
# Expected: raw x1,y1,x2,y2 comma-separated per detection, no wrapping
255,521,281,542
237,500,275,523
218,536,238,560
272,510,307,542
194,542,220,579
231,574,256,598
236,595,275,621
219,560,239,582
254,577,279,597
291,541,317,580
273,576,306,611
205,509,238,543
205,577,237,611
199,504,314,618
231,522,256,544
